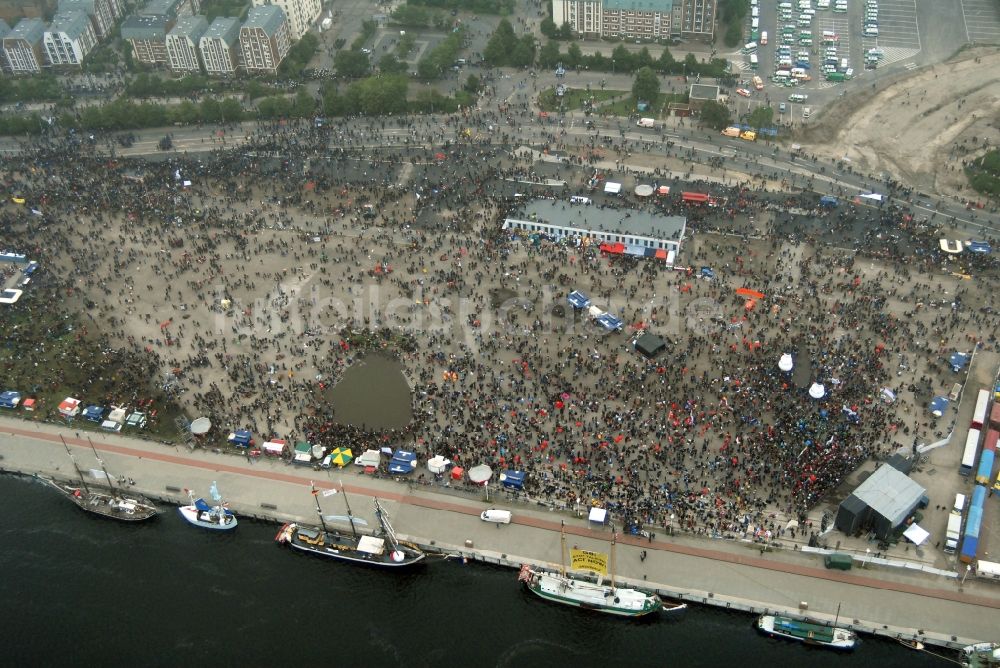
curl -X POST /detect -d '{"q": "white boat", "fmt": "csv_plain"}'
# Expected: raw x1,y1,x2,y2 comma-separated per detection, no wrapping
757,613,858,650
517,522,684,618
961,642,1000,668
178,482,237,531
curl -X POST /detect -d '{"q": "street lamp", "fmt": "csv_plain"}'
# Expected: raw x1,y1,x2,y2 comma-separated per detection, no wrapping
962,564,972,586
863,548,871,568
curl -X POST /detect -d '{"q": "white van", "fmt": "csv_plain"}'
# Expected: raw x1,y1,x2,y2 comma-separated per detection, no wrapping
760,30,768,44
778,2,793,8
752,17,759,28
636,117,656,128
752,6,759,16
840,57,849,70
863,26,878,35
481,509,512,524
743,41,758,53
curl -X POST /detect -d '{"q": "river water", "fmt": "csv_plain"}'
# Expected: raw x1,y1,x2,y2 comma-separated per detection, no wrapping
0,474,949,667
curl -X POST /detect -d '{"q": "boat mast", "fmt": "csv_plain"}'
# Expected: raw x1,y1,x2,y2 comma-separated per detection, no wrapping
833,602,841,628
340,481,359,537
60,435,89,493
559,521,567,576
311,482,329,533
88,437,116,491
373,498,399,549
609,531,617,589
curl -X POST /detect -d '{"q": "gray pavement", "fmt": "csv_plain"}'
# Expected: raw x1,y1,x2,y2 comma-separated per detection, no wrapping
1,414,997,649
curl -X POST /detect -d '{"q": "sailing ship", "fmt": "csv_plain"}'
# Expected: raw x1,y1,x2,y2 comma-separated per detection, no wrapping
517,522,684,617
756,613,859,650
275,481,425,568
178,481,237,531
42,435,158,522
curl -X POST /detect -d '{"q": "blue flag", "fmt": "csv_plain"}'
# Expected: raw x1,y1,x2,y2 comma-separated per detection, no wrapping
209,481,222,503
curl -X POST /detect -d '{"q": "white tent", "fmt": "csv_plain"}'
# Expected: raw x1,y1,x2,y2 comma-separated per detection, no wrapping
589,507,607,524
427,455,451,474
808,383,826,399
603,182,622,194
356,449,381,467
778,353,793,372
903,523,929,546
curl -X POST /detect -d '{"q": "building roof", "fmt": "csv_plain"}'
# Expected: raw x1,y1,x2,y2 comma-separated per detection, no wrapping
58,0,96,15
851,464,926,527
507,199,686,242
0,19,11,38
242,4,285,35
689,84,720,100
169,14,208,40
47,9,91,38
202,16,240,43
121,13,168,39
140,0,182,17
8,17,46,44
603,0,674,11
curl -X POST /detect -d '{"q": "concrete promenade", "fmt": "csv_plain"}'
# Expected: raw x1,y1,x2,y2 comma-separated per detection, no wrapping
1,414,998,652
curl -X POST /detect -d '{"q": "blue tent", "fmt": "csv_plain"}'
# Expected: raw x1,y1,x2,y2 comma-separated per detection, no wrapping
0,391,21,408
928,396,949,417
596,313,623,332
949,352,969,372
228,430,252,447
82,405,105,422
968,240,992,254
500,470,525,490
700,267,715,279
567,291,591,309
388,449,417,474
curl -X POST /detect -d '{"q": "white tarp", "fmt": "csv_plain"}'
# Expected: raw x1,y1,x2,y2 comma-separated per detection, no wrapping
859,192,883,202
588,305,603,319
357,535,386,555
903,523,929,546
356,449,381,467
604,182,622,194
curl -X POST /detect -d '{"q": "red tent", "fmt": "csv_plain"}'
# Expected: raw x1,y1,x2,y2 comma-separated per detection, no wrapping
682,192,710,203
450,466,464,480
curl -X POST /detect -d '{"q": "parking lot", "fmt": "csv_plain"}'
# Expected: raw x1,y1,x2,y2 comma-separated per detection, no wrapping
959,0,1000,42
858,0,921,63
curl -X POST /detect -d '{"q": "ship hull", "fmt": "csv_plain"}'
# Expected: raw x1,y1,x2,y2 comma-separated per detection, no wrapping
178,506,238,531
276,523,426,568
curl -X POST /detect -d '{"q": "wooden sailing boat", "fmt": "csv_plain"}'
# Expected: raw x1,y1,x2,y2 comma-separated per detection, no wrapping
518,522,684,617
275,481,425,568
40,435,158,522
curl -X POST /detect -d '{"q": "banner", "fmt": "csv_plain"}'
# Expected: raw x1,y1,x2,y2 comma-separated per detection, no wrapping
570,549,608,575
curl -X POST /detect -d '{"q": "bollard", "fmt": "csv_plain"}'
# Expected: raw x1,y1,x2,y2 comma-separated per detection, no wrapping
165,485,181,493
260,503,277,510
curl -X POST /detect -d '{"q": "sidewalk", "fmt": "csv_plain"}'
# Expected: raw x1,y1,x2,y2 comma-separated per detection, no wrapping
0,414,997,649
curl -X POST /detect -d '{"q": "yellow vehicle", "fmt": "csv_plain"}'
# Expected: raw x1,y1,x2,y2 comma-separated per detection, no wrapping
740,130,757,141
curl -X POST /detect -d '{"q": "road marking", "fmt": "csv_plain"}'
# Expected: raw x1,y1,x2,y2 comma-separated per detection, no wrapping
903,61,918,70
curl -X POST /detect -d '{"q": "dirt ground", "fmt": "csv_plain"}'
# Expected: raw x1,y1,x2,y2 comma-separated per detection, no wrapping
801,46,1000,200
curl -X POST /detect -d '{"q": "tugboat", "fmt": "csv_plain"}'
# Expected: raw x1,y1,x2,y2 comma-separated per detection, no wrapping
518,522,683,618
757,613,859,650
178,482,237,531
275,481,425,568
43,435,158,523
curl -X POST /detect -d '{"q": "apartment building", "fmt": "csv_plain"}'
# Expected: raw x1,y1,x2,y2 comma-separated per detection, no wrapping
43,8,97,65
58,0,123,39
0,19,10,72
2,16,45,72
121,13,170,64
239,5,289,74
166,14,207,72
198,16,239,74
251,0,319,40
552,0,715,41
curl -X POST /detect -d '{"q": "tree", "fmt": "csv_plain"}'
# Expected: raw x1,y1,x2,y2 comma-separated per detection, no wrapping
747,106,774,129
631,66,660,104
378,53,407,74
509,35,536,67
612,44,634,72
565,42,582,68
540,16,557,38
558,22,573,39
292,89,316,117
538,40,562,69
335,50,371,78
656,47,676,73
483,19,516,65
463,74,481,94
699,100,731,130
219,97,243,123
724,21,742,48
200,97,222,123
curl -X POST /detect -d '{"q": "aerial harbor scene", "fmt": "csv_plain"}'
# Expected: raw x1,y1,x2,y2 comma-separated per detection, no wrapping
0,0,999,662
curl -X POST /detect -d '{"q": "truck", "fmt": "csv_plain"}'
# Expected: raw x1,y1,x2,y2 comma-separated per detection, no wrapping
722,126,742,138
826,72,846,82
740,130,757,141
944,513,963,554
636,117,656,128
819,195,839,207
824,553,853,570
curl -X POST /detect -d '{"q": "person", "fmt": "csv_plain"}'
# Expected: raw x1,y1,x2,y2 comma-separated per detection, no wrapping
640,550,647,562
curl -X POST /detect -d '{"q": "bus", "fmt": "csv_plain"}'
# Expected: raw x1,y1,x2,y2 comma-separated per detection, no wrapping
972,388,990,429
977,560,1000,582
749,54,759,69
959,485,987,564
960,428,981,476
743,42,758,54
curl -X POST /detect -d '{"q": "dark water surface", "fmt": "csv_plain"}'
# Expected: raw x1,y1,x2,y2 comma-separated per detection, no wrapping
0,474,950,668
326,354,413,430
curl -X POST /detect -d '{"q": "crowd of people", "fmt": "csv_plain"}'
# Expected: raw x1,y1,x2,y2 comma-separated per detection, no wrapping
1,113,997,545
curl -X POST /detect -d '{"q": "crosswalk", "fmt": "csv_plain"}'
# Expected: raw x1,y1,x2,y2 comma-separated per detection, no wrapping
903,61,918,70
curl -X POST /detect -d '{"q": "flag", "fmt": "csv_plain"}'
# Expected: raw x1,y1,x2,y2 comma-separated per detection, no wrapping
209,481,222,503
310,482,319,496
570,549,608,575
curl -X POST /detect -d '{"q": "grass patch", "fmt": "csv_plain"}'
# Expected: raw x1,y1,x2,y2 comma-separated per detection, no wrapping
603,92,689,118
537,87,623,112
965,149,1000,199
